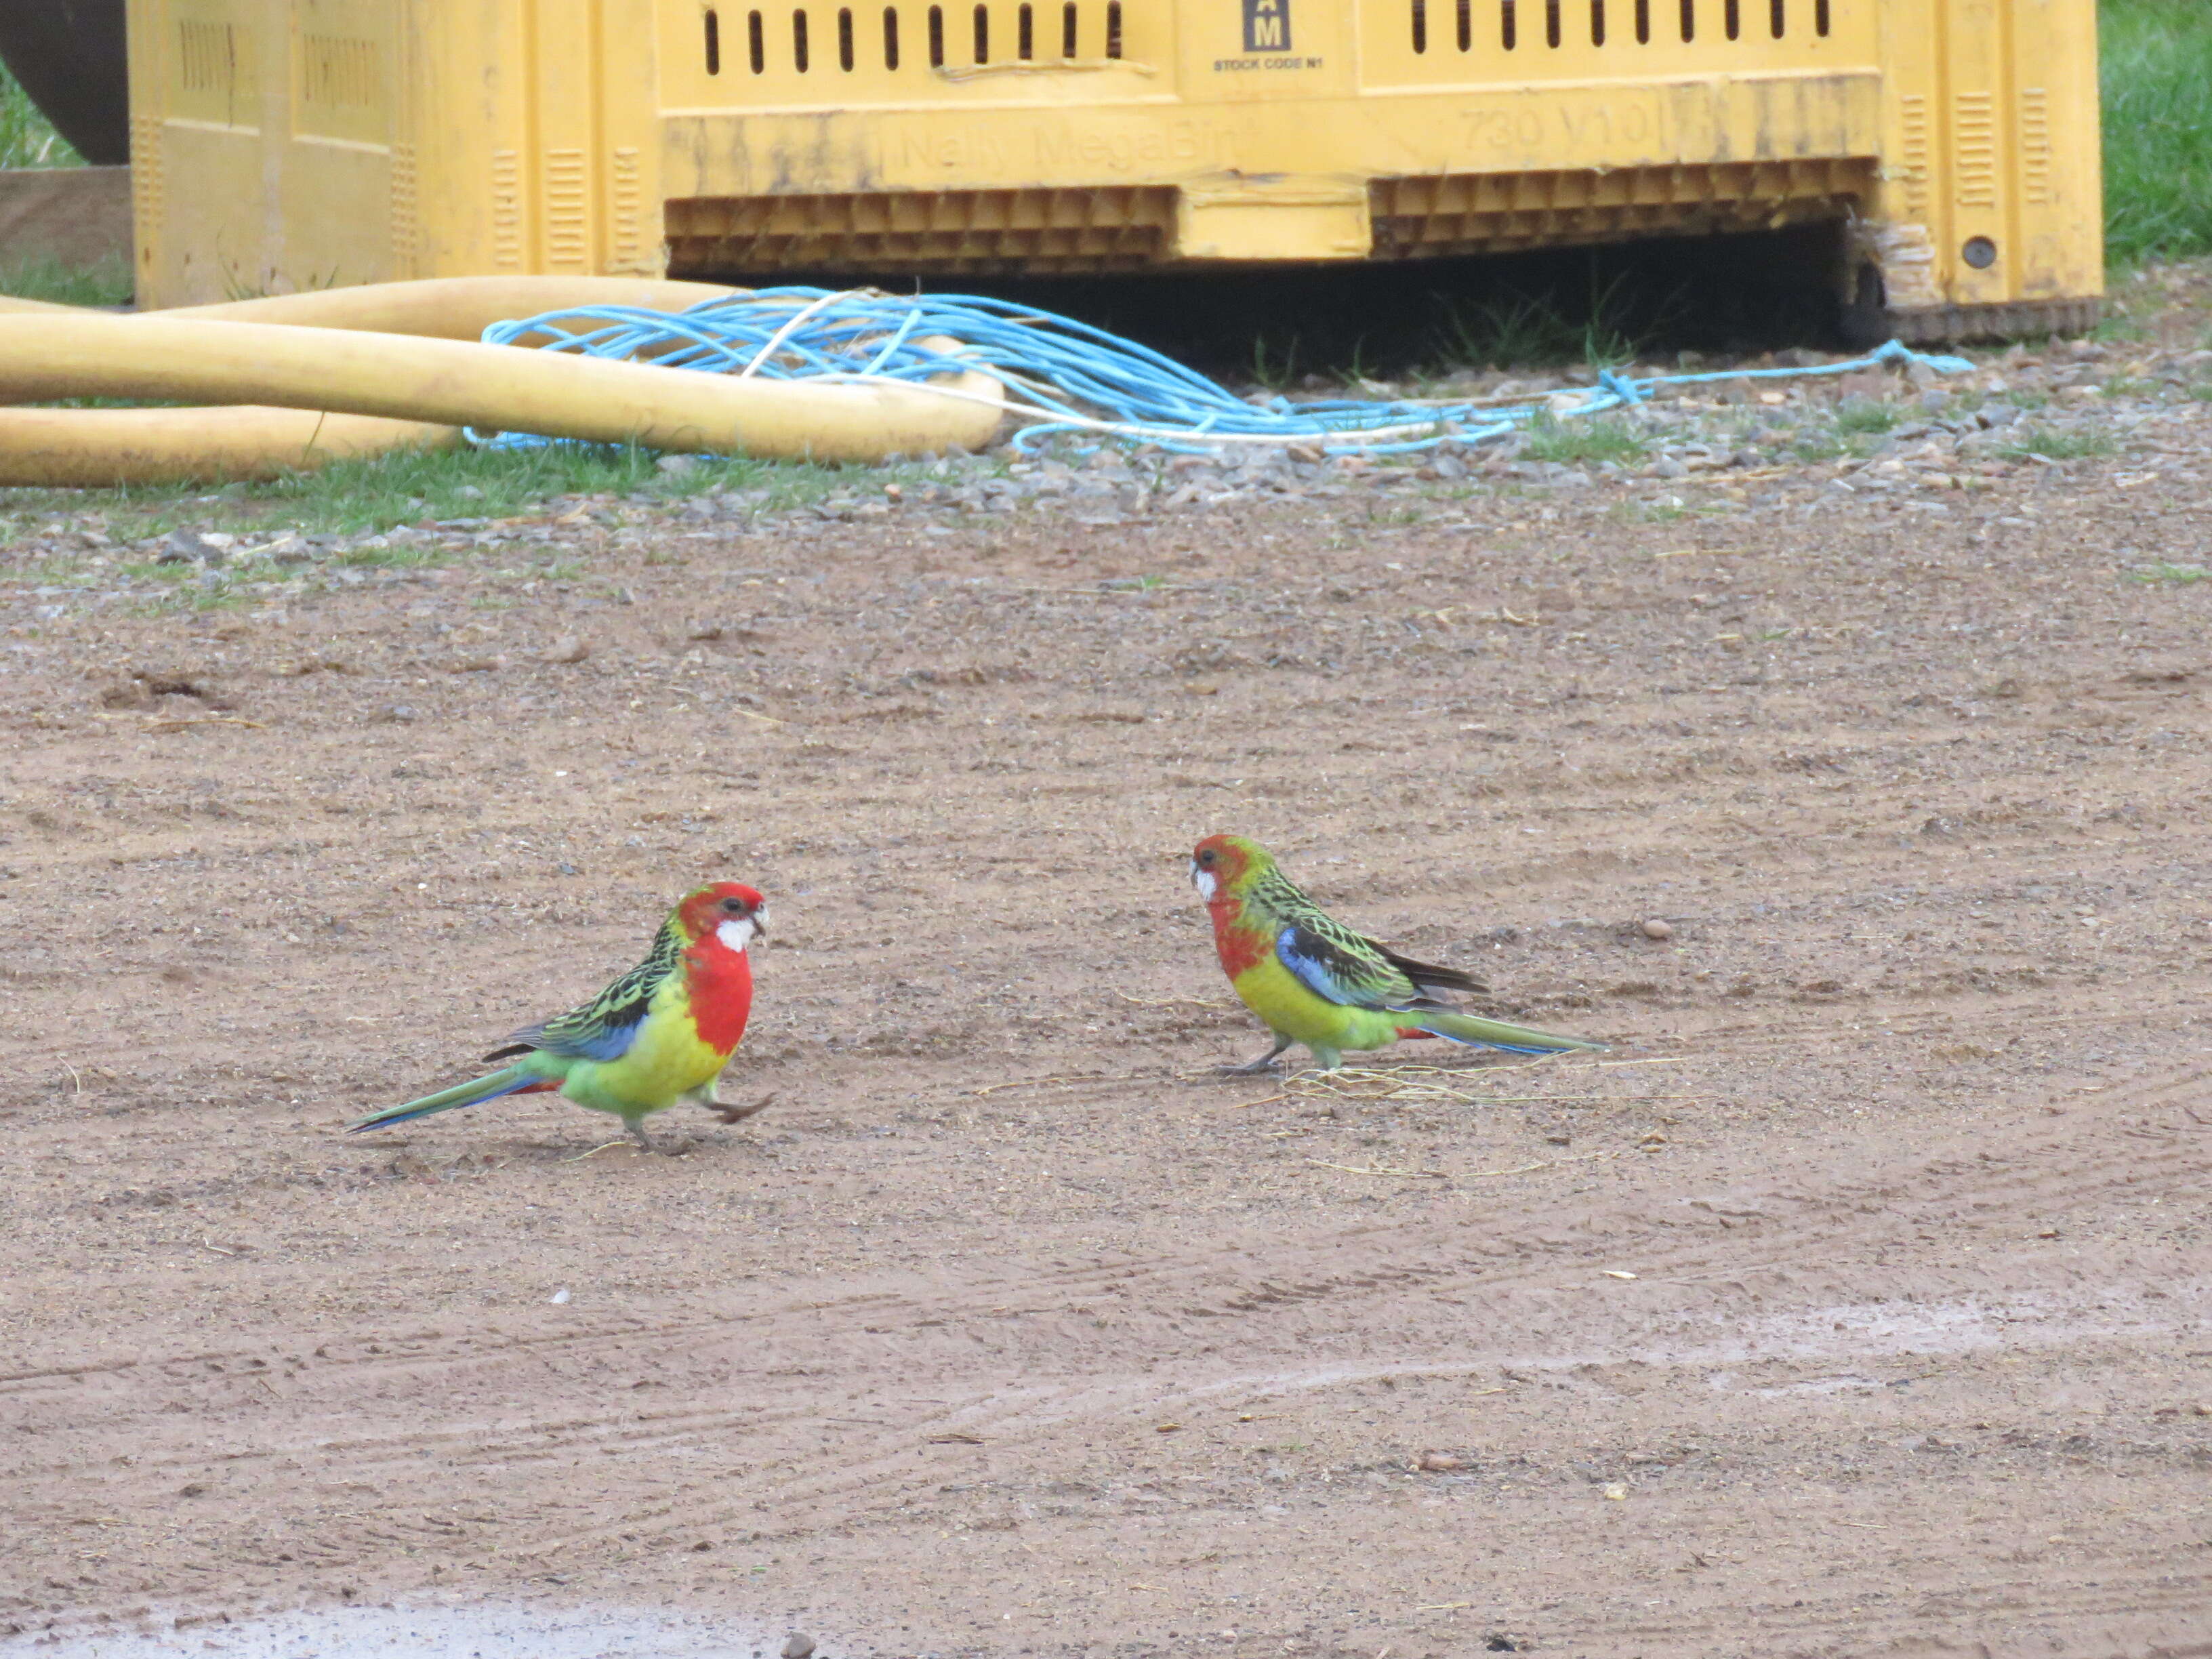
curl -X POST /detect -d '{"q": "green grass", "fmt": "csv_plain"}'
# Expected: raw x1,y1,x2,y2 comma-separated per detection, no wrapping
2100,373,2160,398
1790,430,1849,462
1835,401,1899,434
0,255,133,307
2103,0,2212,265
1429,287,1640,373
1607,498,1690,523
1996,426,2118,461
2125,560,2209,584
3,441,902,613
1519,413,1648,466
1250,334,1308,392
243,442,757,536
0,441,917,581
0,68,81,169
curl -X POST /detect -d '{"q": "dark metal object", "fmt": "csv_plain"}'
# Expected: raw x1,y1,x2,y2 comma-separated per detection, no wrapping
0,0,130,166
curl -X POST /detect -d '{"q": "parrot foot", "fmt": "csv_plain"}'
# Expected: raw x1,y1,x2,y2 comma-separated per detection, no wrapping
1216,1056,1283,1076
705,1090,779,1126
1218,1038,1293,1076
626,1120,666,1155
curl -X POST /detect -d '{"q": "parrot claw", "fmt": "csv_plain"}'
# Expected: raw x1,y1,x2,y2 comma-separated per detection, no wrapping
707,1090,779,1126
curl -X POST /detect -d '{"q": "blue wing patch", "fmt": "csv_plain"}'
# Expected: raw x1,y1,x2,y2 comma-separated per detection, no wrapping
499,1016,644,1063
541,1019,644,1061
1275,923,1435,1012
1274,926,1382,1010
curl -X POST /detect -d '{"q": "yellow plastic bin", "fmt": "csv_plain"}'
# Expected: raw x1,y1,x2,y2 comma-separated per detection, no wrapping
127,0,2100,340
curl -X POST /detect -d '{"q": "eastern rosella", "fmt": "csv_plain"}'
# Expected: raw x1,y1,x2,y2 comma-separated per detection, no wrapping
350,881,767,1151
1190,835,1600,1072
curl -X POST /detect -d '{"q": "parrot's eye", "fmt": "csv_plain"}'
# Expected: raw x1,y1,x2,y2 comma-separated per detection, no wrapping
720,896,748,914
1197,849,1216,866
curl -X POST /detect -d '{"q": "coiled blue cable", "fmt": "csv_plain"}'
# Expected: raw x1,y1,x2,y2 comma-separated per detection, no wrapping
472,286,1974,458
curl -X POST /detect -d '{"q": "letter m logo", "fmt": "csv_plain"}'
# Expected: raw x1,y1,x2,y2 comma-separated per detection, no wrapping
1243,0,1290,52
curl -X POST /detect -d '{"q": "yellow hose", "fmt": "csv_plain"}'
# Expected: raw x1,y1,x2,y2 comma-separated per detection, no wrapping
157,276,751,340
0,276,758,483
0,407,459,487
0,276,746,331
0,276,998,485
0,312,1003,466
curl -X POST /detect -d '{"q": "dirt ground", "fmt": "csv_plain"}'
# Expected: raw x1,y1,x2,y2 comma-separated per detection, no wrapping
3,415,2210,1658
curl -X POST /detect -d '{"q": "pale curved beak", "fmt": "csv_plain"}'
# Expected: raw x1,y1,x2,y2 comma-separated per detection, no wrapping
751,905,770,941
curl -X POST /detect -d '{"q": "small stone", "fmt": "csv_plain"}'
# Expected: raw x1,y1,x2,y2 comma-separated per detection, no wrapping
262,533,313,565
159,529,222,565
781,1635,816,1659
542,636,590,665
1416,1452,1465,1472
1640,918,1674,940
380,705,419,723
549,1287,571,1305
1603,1482,1629,1501
656,454,699,475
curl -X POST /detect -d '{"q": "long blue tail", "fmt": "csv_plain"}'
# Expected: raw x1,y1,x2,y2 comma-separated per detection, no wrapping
1409,1010,1603,1055
348,1064,546,1134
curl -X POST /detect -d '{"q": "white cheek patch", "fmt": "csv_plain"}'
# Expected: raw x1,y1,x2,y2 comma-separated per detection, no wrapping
716,916,756,953
1192,868,1218,902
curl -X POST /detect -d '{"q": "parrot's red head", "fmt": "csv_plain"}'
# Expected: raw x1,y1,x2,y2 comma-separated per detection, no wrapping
675,880,770,953
1190,834,1274,905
